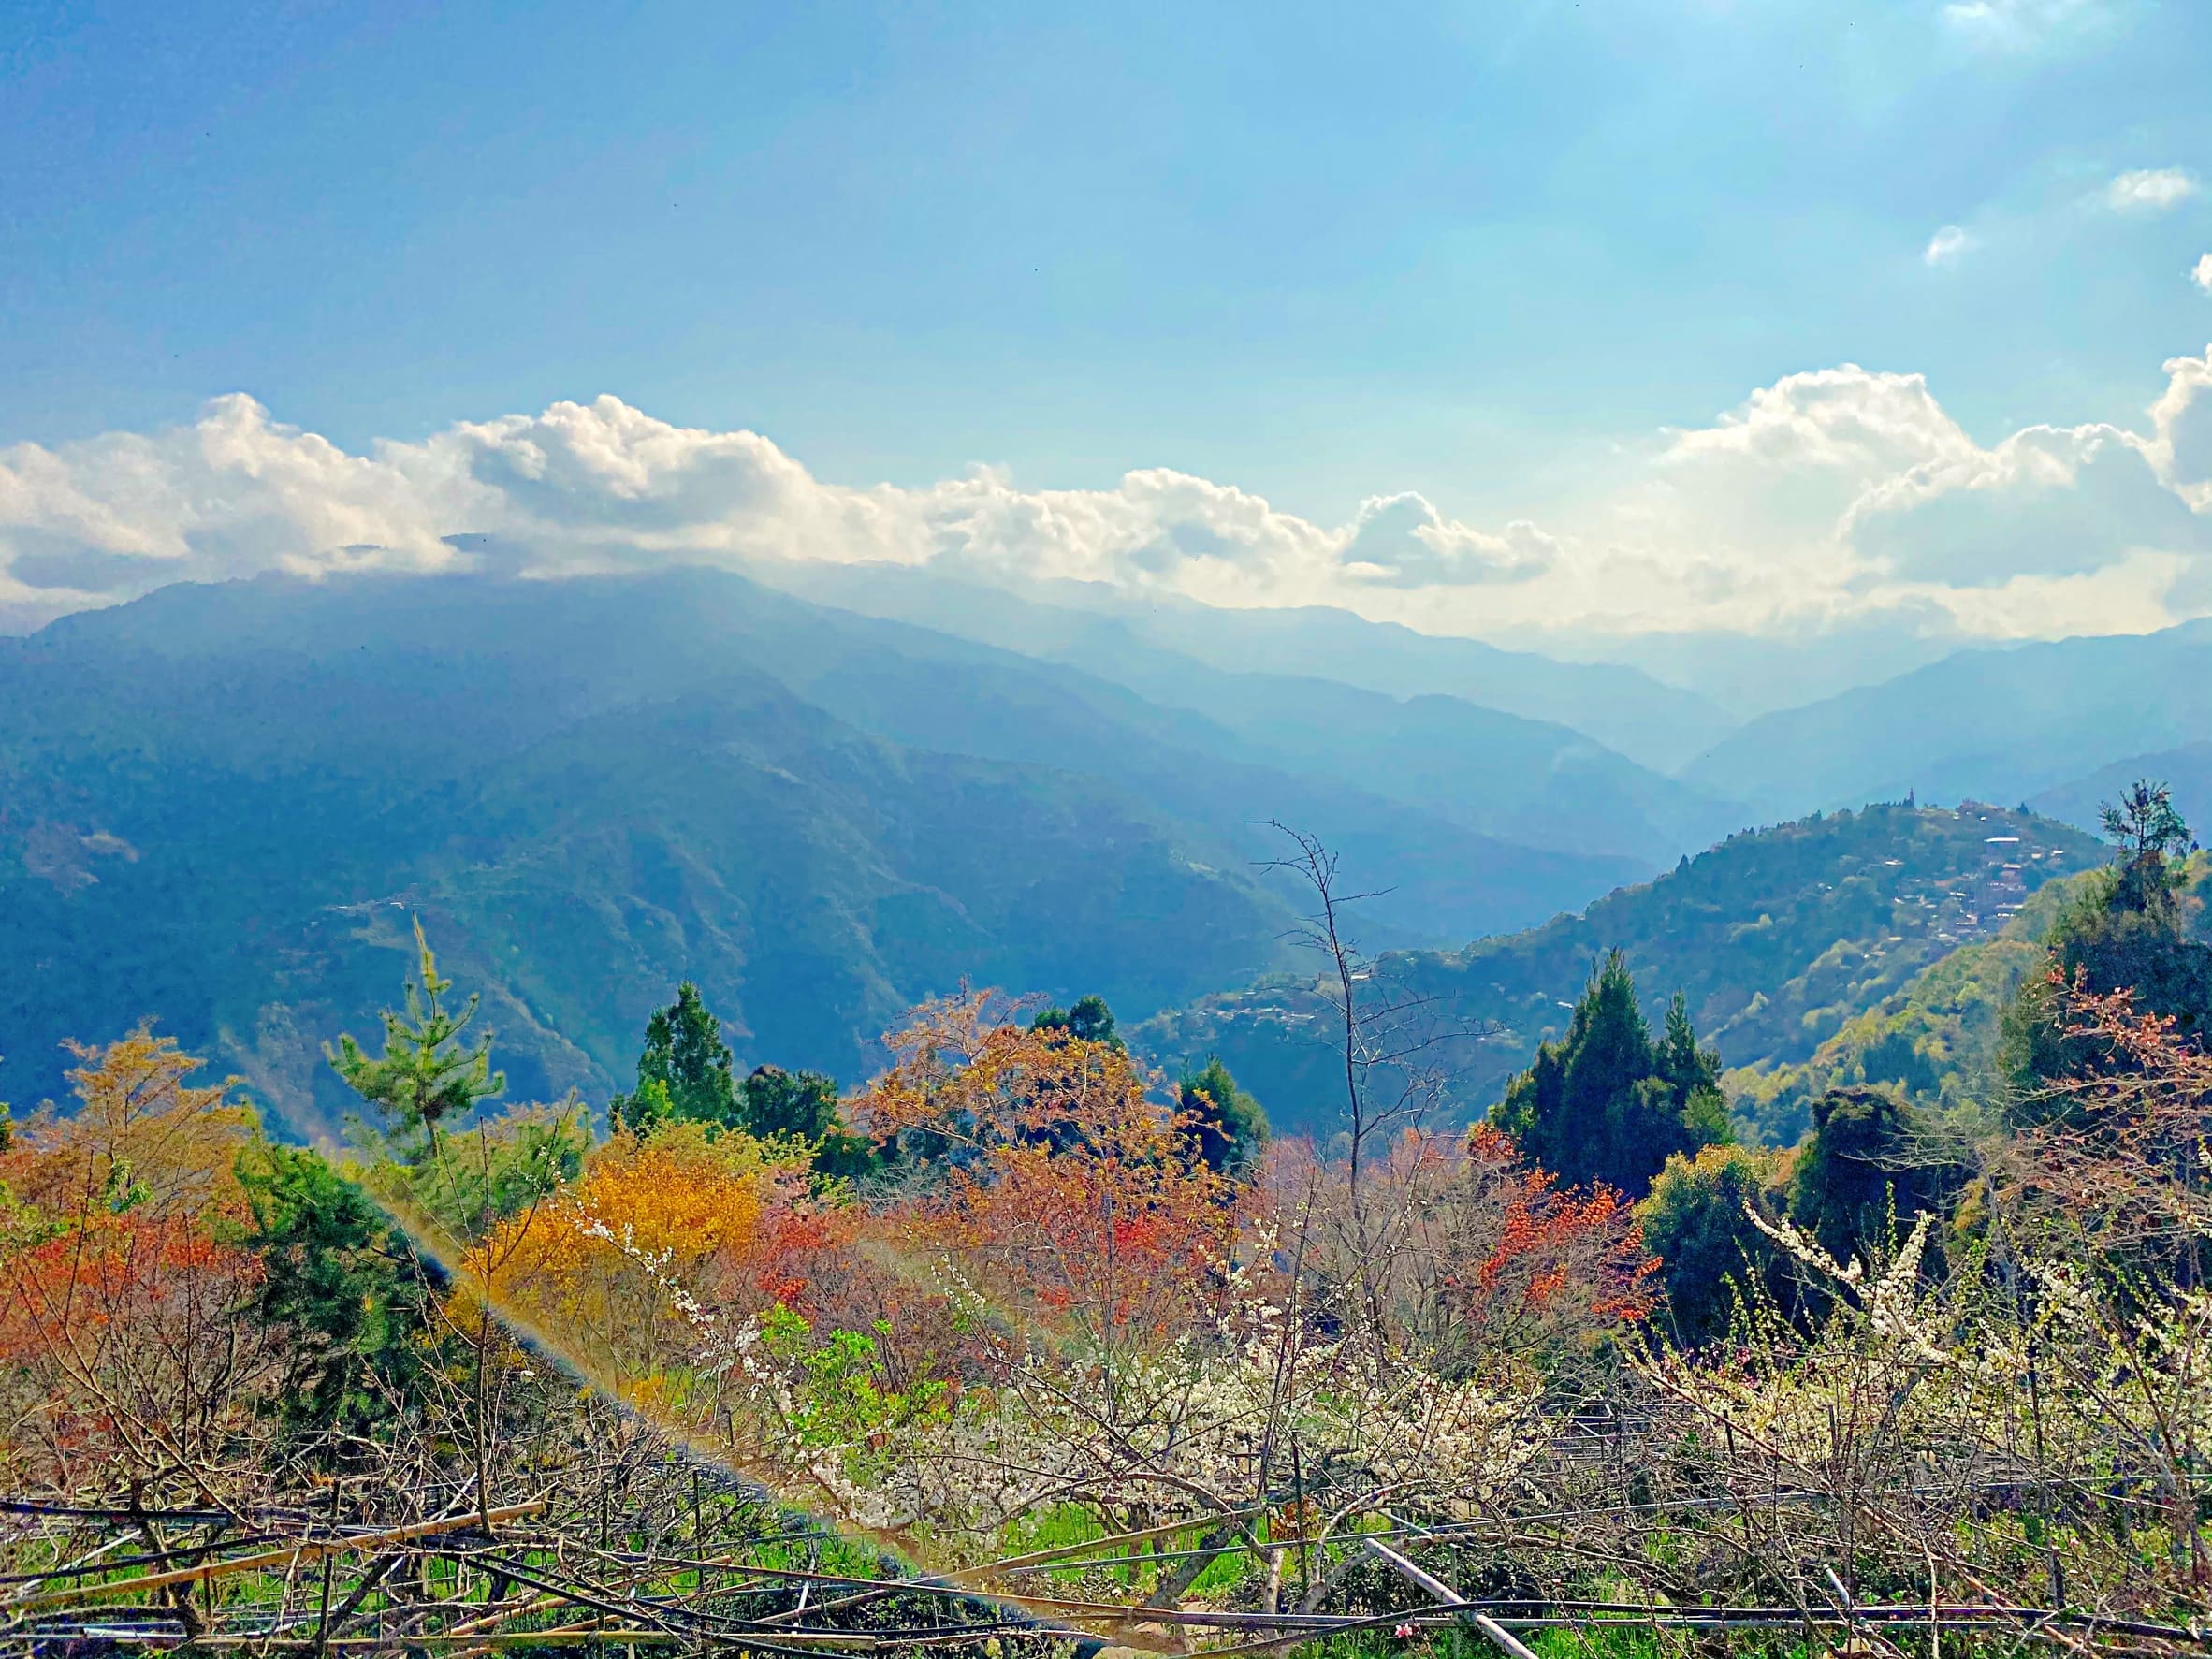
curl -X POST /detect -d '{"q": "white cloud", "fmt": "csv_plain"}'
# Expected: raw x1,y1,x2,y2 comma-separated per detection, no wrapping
0,394,478,630
2192,253,2212,294
5,353,2211,651
1842,420,2207,583
1924,225,1973,266
1666,366,1975,474
1335,493,1556,588
2106,168,2201,211
2147,345,2212,509
1593,351,2212,638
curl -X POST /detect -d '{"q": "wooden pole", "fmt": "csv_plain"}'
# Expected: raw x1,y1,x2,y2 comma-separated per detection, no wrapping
1361,1537,1544,1659
7,1501,546,1614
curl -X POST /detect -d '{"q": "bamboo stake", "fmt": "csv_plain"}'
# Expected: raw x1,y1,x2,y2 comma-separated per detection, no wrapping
2,1502,546,1615
1363,1536,1544,1659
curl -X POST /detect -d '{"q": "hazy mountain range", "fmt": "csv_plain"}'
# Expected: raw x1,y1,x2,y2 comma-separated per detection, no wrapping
748,559,1740,772
1,561,2193,1142
1,569,1650,1132
1681,620,2212,826
751,556,2212,837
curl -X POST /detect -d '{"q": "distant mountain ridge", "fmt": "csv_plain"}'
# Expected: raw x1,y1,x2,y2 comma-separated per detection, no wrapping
711,582,1741,871
2028,741,2212,842
749,560,1742,775
1680,619,2212,822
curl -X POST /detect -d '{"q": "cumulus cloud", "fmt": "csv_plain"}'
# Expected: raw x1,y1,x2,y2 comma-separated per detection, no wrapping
2148,346,2212,509
0,396,1547,630
5,354,2212,649
1618,366,1981,614
2107,168,2202,211
1335,494,1557,589
1924,226,1973,266
1843,421,2208,583
1665,365,1976,475
0,394,477,630
1612,351,2212,638
2192,254,2212,294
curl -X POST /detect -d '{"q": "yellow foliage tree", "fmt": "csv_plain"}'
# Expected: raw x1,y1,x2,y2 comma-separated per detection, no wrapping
470,1121,812,1400
0,1030,276,1503
0,1026,258,1230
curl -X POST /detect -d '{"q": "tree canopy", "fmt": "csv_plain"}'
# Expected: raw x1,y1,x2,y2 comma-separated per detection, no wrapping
611,982,740,1135
1788,1085,1961,1266
238,1140,433,1441
1492,952,1728,1195
1031,994,1124,1050
738,1064,841,1141
1637,1142,1789,1347
2002,780,2212,1106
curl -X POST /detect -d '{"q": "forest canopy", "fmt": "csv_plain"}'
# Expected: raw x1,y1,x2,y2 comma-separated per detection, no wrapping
1,788,2207,1656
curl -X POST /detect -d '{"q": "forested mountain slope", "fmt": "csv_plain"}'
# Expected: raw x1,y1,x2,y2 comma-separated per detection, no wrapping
1724,869,2085,1143
54,566,1645,944
1680,619,2212,822
0,569,1639,1132
1731,848,2212,1140
1139,801,2103,1143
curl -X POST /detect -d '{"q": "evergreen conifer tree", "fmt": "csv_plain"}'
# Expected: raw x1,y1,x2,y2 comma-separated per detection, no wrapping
611,982,740,1133
239,1141,434,1438
327,918,503,1157
2002,779,2212,1109
1493,951,1726,1193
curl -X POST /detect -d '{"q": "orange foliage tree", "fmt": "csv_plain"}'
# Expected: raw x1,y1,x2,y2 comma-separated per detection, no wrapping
1456,1122,1658,1349
0,1030,280,1502
853,991,1240,1354
0,1026,257,1227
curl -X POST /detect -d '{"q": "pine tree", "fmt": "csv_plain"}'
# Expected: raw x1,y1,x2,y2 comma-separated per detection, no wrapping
611,982,740,1133
1493,952,1725,1194
2102,779,2193,892
239,1141,433,1438
1655,991,1734,1145
327,918,503,1158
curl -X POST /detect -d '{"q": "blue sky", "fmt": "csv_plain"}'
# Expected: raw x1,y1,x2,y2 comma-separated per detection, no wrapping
3,0,2211,649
